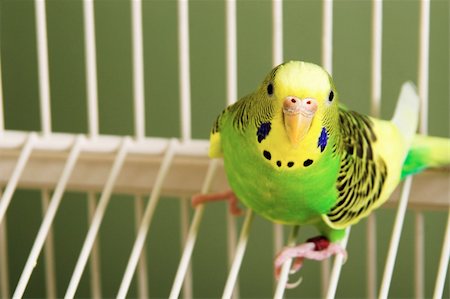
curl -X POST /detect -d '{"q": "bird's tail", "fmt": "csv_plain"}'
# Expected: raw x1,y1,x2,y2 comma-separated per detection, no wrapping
401,134,450,179
391,81,420,147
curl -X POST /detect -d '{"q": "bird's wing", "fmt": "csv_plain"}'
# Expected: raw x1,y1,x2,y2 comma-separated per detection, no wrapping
322,82,420,229
322,109,388,229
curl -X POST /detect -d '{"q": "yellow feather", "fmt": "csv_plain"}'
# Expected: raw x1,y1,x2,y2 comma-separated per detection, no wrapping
208,131,223,158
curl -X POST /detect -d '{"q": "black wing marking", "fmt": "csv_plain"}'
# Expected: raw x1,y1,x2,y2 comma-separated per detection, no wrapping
325,109,388,228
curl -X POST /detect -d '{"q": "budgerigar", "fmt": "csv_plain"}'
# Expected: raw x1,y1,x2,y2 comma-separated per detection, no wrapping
193,61,450,286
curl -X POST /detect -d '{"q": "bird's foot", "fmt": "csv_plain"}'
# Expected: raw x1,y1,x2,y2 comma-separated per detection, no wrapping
274,236,347,288
191,190,243,216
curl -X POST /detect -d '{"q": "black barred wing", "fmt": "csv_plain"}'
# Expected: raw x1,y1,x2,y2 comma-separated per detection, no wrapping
324,109,388,229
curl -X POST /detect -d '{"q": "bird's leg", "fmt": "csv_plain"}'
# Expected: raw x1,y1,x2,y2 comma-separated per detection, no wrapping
191,190,243,216
274,236,347,288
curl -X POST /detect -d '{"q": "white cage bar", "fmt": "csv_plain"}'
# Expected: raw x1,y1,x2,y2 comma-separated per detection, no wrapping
13,136,84,299
131,0,146,141
0,194,9,299
35,0,51,137
83,0,100,139
117,139,177,298
87,192,102,299
178,0,192,143
65,138,131,298
225,1,239,298
366,1,383,296
0,48,4,133
271,0,285,269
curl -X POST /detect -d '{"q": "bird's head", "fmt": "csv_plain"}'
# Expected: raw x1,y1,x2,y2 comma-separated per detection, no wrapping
259,61,338,148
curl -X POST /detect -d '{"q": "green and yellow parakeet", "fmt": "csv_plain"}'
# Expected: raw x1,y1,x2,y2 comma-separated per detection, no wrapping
193,61,450,283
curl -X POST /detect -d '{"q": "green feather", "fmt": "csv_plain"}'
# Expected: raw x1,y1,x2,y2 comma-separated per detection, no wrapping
401,135,450,178
210,61,449,242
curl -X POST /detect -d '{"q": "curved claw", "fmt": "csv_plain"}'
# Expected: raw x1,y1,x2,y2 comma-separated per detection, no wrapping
274,254,305,289
275,243,315,276
286,276,303,289
290,257,304,274
274,239,347,289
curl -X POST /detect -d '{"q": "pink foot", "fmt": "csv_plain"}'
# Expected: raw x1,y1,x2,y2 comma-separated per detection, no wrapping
274,236,347,288
191,190,243,216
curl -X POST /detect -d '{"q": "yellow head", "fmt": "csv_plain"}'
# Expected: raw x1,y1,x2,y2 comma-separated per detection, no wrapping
259,61,339,147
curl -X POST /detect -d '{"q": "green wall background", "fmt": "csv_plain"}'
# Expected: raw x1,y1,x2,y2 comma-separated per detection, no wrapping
0,0,449,298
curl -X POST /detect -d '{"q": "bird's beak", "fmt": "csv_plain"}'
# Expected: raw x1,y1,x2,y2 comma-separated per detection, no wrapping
283,97,318,147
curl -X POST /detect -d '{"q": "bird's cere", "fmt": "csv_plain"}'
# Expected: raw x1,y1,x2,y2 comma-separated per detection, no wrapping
283,97,318,146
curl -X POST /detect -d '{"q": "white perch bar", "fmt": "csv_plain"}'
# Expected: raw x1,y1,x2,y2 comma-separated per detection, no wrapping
0,131,448,209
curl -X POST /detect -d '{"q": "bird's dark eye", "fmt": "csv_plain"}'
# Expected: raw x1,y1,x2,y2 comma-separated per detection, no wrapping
267,83,274,95
328,90,334,102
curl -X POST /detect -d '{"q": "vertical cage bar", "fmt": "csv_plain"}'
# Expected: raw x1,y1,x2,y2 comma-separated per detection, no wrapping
41,190,57,299
273,225,284,264
320,259,330,298
321,2,335,295
34,0,52,136
35,1,57,292
131,2,148,293
87,192,102,299
322,0,333,74
222,209,254,299
414,2,430,297
379,177,413,299
414,212,425,299
83,21,102,292
179,199,193,299
65,138,130,299
272,0,285,259
83,0,99,138
169,159,219,299
432,208,450,299
366,214,377,299
0,133,37,224
272,0,283,66
134,196,149,299
273,225,300,299
0,54,4,133
0,191,9,299
178,0,191,142
117,140,177,299
225,213,238,299
367,1,383,297
131,0,146,140
13,136,84,299
418,0,430,135
226,1,239,297
370,0,383,117
226,0,237,106
325,227,350,299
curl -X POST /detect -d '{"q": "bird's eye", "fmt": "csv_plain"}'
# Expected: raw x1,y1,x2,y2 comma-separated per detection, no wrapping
328,90,334,102
267,83,274,96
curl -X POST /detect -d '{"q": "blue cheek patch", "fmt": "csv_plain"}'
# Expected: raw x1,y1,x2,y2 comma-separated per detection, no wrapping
257,122,271,143
318,127,328,152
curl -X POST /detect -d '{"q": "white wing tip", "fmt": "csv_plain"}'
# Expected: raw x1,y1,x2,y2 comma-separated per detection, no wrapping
392,81,420,143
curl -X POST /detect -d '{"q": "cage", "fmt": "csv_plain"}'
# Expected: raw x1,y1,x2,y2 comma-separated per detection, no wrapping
0,0,449,298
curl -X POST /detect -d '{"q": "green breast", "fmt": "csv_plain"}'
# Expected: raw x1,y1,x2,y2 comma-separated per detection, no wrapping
221,122,340,225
